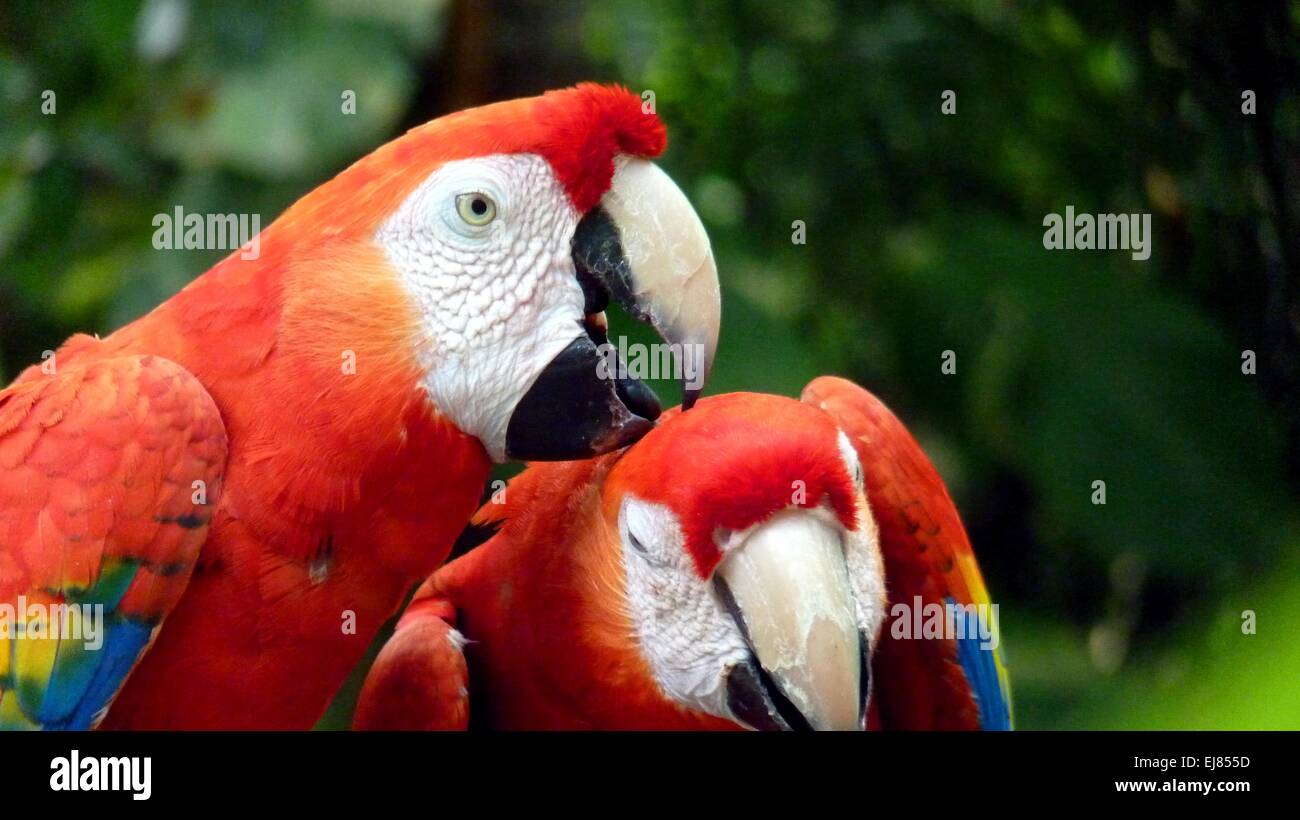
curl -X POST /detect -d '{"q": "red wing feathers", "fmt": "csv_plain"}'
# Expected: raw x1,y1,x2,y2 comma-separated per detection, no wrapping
0,355,227,729
353,593,470,731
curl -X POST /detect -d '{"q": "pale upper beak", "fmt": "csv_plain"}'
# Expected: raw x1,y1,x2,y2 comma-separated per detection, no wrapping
504,157,721,460
592,157,721,408
715,510,867,731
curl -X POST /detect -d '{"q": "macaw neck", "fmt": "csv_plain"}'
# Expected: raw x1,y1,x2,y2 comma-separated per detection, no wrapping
96,235,491,573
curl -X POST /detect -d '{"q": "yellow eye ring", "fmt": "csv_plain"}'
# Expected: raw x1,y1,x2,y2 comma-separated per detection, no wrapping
455,192,497,226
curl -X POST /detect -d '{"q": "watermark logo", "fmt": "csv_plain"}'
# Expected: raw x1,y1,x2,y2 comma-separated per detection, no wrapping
50,750,151,801
151,206,261,260
0,596,104,651
888,595,1000,651
1042,206,1151,261
596,336,707,393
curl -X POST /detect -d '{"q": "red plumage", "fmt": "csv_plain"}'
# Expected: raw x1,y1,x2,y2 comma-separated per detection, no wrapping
610,395,859,577
532,83,667,212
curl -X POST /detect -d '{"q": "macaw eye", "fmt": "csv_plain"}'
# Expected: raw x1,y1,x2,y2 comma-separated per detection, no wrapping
620,496,677,568
628,531,649,555
455,192,497,226
836,430,864,490
625,527,667,567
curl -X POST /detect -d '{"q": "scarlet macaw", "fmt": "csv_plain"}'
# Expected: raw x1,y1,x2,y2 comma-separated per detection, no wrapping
0,84,721,729
355,379,1011,730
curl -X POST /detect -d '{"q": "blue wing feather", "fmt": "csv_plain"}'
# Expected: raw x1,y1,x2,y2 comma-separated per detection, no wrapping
950,597,1012,730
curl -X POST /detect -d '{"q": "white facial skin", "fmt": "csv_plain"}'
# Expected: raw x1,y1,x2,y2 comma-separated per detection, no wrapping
618,431,888,729
375,153,586,462
619,496,750,720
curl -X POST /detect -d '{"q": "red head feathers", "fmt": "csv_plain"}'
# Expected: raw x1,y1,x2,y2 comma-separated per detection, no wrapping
275,83,666,240
605,393,861,577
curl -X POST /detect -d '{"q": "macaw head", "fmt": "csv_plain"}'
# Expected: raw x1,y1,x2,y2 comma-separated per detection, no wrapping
600,393,887,730
283,83,719,462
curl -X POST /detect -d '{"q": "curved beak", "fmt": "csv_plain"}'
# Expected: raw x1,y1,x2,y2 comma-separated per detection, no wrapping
504,158,721,460
572,158,720,409
715,510,867,731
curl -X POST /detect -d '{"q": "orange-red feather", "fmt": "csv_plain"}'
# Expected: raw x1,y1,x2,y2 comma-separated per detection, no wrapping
353,593,469,731
0,356,227,728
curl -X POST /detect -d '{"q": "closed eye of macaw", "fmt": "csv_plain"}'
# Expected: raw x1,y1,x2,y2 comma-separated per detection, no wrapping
0,84,721,730
354,378,1012,731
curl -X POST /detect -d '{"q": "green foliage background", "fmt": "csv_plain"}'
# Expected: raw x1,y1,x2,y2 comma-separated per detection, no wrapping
1,0,1297,729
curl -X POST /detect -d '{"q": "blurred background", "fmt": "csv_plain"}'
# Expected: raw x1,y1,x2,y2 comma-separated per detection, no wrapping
1,0,1297,729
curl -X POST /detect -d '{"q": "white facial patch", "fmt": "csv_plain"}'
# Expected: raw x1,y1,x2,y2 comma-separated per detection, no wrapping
618,496,749,719
375,153,587,461
837,429,888,648
841,499,887,649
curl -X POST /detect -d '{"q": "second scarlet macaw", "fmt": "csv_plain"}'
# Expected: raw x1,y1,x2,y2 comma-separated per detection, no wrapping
356,378,1012,730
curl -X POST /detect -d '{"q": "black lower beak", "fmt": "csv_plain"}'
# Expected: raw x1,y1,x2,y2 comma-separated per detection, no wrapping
717,576,872,731
722,644,870,732
716,575,813,732
503,335,660,461
724,656,813,732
